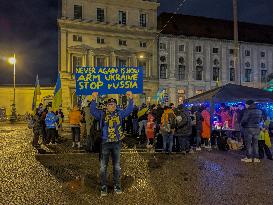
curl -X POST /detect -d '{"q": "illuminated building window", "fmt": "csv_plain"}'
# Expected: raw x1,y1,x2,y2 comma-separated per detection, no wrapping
119,11,127,25
245,69,252,82
72,56,82,73
74,5,82,19
73,35,82,42
97,8,105,22
140,13,147,27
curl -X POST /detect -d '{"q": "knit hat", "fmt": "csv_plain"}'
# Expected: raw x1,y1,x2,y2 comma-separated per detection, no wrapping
246,100,254,105
107,98,117,104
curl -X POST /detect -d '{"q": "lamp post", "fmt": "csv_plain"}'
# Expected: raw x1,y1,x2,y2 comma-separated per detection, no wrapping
8,54,17,122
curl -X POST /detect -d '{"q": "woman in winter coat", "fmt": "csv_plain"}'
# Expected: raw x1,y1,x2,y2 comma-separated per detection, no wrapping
201,106,211,148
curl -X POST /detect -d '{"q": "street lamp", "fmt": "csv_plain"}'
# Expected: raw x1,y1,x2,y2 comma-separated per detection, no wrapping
8,53,17,122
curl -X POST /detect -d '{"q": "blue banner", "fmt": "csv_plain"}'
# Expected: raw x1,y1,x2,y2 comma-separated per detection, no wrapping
75,66,143,95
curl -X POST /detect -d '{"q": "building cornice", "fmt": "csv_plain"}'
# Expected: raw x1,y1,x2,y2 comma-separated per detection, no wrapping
58,18,158,38
159,34,273,47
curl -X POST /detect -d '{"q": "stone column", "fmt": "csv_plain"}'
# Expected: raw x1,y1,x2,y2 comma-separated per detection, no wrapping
221,44,227,84
111,52,117,66
88,51,95,67
169,86,176,105
169,39,176,79
60,30,68,72
67,52,71,73
148,58,152,77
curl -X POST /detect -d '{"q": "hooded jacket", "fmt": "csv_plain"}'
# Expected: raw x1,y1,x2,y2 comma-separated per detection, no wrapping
174,106,192,137
241,104,262,129
45,112,58,129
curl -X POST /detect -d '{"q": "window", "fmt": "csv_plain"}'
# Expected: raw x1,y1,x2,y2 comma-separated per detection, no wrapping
229,49,234,55
140,41,147,48
138,61,147,77
261,52,266,58
177,65,186,80
96,57,105,67
159,43,166,50
245,50,251,56
230,68,235,81
261,70,267,82
140,13,147,27
72,56,82,73
213,59,220,66
119,40,127,46
196,90,203,95
245,69,252,82
97,37,105,44
117,58,127,67
196,58,203,66
97,8,105,22
245,62,250,68
119,11,126,25
74,5,82,19
178,57,184,64
179,45,185,52
160,56,166,63
195,46,202,52
196,66,203,80
160,64,167,79
261,63,266,68
73,35,82,42
213,48,219,54
230,60,235,67
212,67,220,81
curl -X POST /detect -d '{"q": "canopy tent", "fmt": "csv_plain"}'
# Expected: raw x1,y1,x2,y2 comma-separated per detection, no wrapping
185,83,273,104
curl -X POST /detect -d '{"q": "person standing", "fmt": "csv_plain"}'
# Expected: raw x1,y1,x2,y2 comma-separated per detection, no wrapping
83,102,95,152
90,91,134,196
160,106,176,154
68,105,82,148
32,109,43,147
201,106,211,149
45,107,58,145
174,104,192,154
240,100,263,163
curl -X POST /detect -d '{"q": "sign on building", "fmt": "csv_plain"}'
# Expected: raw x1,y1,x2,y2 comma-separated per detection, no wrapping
75,66,143,95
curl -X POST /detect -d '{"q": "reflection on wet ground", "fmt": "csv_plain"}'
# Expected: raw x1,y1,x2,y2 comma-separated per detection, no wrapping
1,124,273,205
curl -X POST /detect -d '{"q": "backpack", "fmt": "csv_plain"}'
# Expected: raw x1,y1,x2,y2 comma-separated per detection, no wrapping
176,111,190,129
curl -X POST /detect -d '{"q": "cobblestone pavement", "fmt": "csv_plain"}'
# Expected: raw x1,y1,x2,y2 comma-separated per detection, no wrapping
1,124,273,205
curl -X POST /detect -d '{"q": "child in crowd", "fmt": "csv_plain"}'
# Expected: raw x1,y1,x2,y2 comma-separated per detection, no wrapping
146,113,156,153
258,126,273,160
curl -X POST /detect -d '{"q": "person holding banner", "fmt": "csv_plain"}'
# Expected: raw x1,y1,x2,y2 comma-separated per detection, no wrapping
90,91,134,197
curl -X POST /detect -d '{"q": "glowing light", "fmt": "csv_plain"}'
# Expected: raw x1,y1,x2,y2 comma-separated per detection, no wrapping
8,57,16,65
139,55,144,59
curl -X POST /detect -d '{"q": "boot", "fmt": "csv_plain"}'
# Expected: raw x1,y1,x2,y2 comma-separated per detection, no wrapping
72,142,76,148
77,142,81,148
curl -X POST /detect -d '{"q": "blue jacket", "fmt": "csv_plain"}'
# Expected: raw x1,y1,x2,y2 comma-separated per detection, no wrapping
45,112,58,129
90,99,134,143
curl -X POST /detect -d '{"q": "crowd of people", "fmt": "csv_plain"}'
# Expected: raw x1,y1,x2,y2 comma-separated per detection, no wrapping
29,94,273,196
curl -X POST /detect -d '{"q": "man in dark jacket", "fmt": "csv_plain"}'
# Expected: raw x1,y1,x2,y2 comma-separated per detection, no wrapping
174,104,192,153
240,100,262,163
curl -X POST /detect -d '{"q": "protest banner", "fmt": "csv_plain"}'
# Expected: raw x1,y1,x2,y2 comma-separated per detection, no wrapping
75,66,143,95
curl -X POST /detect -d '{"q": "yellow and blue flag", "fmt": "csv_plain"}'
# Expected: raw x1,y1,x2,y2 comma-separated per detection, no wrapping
52,73,62,111
32,75,41,111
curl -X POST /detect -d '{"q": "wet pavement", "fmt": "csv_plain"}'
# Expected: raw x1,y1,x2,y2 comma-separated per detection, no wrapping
1,124,273,205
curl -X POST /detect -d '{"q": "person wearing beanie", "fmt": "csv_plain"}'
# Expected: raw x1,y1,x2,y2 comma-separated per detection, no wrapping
90,91,134,197
240,100,263,163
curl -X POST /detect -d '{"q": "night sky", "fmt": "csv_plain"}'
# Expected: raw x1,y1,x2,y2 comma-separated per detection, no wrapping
0,0,272,85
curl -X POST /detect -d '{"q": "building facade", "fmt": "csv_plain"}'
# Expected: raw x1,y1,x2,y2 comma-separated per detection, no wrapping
58,0,159,115
0,85,54,116
158,13,273,105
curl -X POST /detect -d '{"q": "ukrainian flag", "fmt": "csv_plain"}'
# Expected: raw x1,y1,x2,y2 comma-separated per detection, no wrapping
52,73,62,111
32,75,41,111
